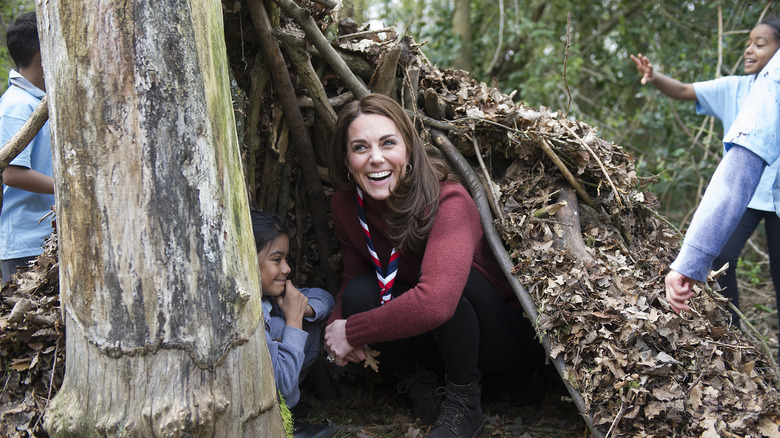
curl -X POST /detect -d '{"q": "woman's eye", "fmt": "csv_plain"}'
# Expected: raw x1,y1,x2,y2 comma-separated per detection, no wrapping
352,144,367,152
382,139,396,147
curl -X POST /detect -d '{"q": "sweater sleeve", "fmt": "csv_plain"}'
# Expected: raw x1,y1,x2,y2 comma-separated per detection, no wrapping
300,287,335,323
344,184,482,347
670,145,765,281
265,322,308,407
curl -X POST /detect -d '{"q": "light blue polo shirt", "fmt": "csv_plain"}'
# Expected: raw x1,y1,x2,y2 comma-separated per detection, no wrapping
694,75,780,211
0,70,54,259
721,51,780,217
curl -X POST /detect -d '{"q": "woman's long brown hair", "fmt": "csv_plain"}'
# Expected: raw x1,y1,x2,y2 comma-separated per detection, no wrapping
328,94,449,254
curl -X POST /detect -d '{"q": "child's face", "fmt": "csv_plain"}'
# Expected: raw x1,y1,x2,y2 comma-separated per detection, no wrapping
744,24,780,74
257,234,291,297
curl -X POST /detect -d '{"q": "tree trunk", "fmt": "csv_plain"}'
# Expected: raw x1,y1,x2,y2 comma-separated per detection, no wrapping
37,0,284,435
452,0,472,72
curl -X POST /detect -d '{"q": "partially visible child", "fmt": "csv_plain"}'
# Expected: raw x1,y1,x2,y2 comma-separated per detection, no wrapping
251,210,337,438
1,11,55,284
631,18,780,334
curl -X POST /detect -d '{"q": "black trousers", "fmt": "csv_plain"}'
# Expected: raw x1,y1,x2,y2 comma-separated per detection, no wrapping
341,268,534,385
713,208,780,339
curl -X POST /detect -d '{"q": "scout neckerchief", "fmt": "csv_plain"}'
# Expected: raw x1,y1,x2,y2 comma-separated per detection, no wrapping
356,186,400,305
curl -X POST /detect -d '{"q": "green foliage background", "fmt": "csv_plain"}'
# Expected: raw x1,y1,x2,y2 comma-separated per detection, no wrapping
0,0,35,94
365,0,771,226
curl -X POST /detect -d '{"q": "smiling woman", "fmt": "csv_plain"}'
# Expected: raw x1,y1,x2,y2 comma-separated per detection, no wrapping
323,94,540,438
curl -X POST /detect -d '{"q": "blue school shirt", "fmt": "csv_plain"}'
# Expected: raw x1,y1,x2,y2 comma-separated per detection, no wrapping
694,75,779,211
0,70,54,260
723,51,780,216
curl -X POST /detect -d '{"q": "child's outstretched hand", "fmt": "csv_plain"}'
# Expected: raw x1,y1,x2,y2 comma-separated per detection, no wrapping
276,280,309,329
630,53,655,84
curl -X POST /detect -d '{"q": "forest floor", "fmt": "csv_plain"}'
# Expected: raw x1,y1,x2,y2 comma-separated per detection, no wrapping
298,276,778,438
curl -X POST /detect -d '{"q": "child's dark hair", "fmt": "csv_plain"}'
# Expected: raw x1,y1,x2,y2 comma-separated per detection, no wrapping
761,17,780,42
250,210,290,253
6,11,39,69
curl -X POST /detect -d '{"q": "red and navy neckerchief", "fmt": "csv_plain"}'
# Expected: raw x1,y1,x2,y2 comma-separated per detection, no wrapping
356,186,400,305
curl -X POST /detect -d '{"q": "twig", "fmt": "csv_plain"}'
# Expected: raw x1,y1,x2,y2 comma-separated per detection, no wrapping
335,27,397,41
272,0,369,99
604,398,628,438
430,128,605,438
469,133,504,221
563,13,571,117
486,0,504,73
560,123,623,209
32,337,60,432
705,285,780,381
534,134,598,211
308,0,336,9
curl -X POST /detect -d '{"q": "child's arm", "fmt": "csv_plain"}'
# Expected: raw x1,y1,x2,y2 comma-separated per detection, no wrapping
3,165,54,194
631,53,697,101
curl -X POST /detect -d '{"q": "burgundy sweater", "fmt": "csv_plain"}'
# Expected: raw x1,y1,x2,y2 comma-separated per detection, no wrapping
329,181,517,348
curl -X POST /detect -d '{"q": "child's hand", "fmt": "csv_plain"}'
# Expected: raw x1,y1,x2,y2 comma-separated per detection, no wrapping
630,53,655,84
276,280,308,329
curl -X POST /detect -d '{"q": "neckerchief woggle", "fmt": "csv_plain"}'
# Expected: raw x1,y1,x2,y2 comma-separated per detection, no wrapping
356,186,400,305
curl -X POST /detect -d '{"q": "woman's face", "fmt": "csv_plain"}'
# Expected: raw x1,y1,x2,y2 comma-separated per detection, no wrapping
345,113,410,201
744,24,780,74
257,234,291,297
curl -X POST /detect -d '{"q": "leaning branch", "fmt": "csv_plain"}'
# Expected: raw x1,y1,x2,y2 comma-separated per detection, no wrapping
247,0,339,294
430,129,604,438
0,95,48,170
272,0,369,99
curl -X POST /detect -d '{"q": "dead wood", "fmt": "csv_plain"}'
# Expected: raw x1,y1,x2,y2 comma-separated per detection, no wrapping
551,182,594,261
272,0,369,98
245,51,271,206
247,0,338,293
276,28,337,133
368,43,401,96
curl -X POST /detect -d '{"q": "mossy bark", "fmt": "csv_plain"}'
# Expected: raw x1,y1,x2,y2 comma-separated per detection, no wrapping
36,0,284,435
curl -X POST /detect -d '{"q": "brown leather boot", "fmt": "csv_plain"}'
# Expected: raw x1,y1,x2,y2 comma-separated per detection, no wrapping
425,379,484,438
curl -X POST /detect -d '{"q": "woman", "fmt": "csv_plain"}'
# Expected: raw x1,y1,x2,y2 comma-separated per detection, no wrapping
324,94,534,438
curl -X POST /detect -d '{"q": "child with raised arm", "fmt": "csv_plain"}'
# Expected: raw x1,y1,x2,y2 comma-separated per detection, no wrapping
631,18,780,329
251,210,336,438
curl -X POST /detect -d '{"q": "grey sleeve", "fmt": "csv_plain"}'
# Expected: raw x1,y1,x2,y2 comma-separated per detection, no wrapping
670,145,766,281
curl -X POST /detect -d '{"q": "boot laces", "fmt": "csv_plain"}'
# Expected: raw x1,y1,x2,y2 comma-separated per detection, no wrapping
434,384,470,430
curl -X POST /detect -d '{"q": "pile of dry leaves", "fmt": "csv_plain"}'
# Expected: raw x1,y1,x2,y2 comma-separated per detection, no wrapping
0,234,63,438
421,76,780,435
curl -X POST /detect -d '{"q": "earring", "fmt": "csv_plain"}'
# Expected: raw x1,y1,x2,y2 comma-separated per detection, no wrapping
406,163,413,173
347,172,354,181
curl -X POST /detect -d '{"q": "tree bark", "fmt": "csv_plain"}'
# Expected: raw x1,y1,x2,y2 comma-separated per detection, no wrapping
37,1,284,435
453,0,473,72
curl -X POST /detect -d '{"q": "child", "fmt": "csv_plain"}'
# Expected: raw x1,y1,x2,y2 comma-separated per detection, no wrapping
251,210,337,438
631,18,780,334
1,11,55,284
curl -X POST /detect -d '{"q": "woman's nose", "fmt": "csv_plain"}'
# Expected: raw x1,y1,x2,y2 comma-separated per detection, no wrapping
281,259,291,274
368,147,384,163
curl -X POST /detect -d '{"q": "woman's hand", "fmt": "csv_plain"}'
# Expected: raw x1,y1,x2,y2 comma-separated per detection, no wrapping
276,280,308,329
630,53,655,85
325,319,364,366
